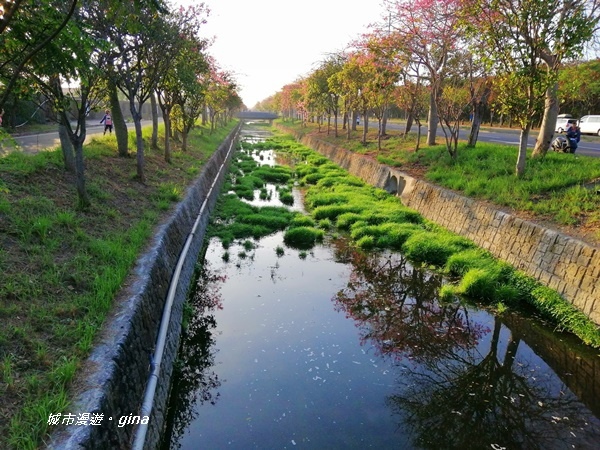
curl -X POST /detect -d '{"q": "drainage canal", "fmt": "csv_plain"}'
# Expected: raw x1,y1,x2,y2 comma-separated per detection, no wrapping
160,124,600,450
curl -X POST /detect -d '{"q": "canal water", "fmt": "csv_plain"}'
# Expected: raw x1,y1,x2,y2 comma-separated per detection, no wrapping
161,126,600,450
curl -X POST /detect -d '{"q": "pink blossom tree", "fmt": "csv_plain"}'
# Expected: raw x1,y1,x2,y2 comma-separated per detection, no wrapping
384,0,463,146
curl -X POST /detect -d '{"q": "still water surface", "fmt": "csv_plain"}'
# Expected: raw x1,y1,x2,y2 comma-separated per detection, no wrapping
161,127,600,450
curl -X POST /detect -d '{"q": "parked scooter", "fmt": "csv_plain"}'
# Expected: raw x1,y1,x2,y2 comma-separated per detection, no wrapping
551,124,580,153
551,135,577,153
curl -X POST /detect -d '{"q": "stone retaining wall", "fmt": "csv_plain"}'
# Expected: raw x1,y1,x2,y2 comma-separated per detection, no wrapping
47,124,240,450
284,128,600,326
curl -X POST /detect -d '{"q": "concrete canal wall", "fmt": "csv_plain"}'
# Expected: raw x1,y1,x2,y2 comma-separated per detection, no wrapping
281,127,600,326
47,124,240,450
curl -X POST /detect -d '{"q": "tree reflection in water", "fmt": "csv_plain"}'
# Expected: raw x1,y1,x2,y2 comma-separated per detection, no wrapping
333,240,600,450
160,264,225,450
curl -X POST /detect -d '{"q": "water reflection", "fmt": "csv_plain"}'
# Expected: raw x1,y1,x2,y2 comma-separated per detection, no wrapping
333,241,600,449
162,125,600,449
161,264,225,450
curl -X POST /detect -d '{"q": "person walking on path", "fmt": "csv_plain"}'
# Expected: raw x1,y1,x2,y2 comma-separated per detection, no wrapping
100,109,112,135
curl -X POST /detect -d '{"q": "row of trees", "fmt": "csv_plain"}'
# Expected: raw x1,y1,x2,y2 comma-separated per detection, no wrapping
0,0,243,206
257,0,600,176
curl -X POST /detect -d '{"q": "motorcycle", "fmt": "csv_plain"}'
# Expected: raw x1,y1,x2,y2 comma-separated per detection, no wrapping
551,135,577,153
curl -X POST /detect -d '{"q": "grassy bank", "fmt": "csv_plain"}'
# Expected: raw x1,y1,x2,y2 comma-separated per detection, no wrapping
0,121,236,449
278,120,600,245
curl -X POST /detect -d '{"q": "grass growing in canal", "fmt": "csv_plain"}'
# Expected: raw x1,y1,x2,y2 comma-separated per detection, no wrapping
263,132,600,348
206,144,325,255
0,121,236,449
279,120,600,244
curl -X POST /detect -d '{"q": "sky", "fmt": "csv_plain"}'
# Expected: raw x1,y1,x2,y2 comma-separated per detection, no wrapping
176,0,386,108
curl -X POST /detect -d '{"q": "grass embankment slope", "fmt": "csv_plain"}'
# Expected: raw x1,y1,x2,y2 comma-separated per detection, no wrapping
279,119,600,247
0,121,235,450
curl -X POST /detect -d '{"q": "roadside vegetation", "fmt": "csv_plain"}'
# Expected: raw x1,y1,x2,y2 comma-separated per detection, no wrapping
0,121,235,449
279,120,600,245
205,129,600,350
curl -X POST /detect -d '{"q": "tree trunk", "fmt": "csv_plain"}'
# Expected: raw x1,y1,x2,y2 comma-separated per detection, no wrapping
347,111,352,140
73,137,90,208
334,111,339,137
108,78,129,157
150,92,159,150
50,75,75,172
362,110,368,145
404,113,413,136
516,127,530,177
201,102,208,125
182,129,188,152
427,90,438,146
467,85,491,147
130,100,145,182
159,103,172,163
58,122,75,172
381,108,388,135
532,81,559,158
467,112,482,148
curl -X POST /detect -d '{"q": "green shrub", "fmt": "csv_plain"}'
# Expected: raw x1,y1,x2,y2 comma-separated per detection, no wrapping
439,284,458,302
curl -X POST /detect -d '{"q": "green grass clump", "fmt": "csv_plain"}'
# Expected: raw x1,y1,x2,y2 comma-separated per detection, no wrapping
312,204,364,221
283,226,324,250
445,248,497,276
318,218,332,229
402,231,475,267
456,268,501,302
290,215,315,228
253,166,292,184
374,223,422,250
278,188,294,205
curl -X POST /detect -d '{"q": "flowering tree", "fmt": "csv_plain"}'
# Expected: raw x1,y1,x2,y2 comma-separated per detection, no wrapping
205,68,239,134
384,0,463,146
279,82,303,121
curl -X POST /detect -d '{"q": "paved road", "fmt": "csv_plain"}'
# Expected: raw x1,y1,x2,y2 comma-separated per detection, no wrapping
6,120,153,155
385,122,600,158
